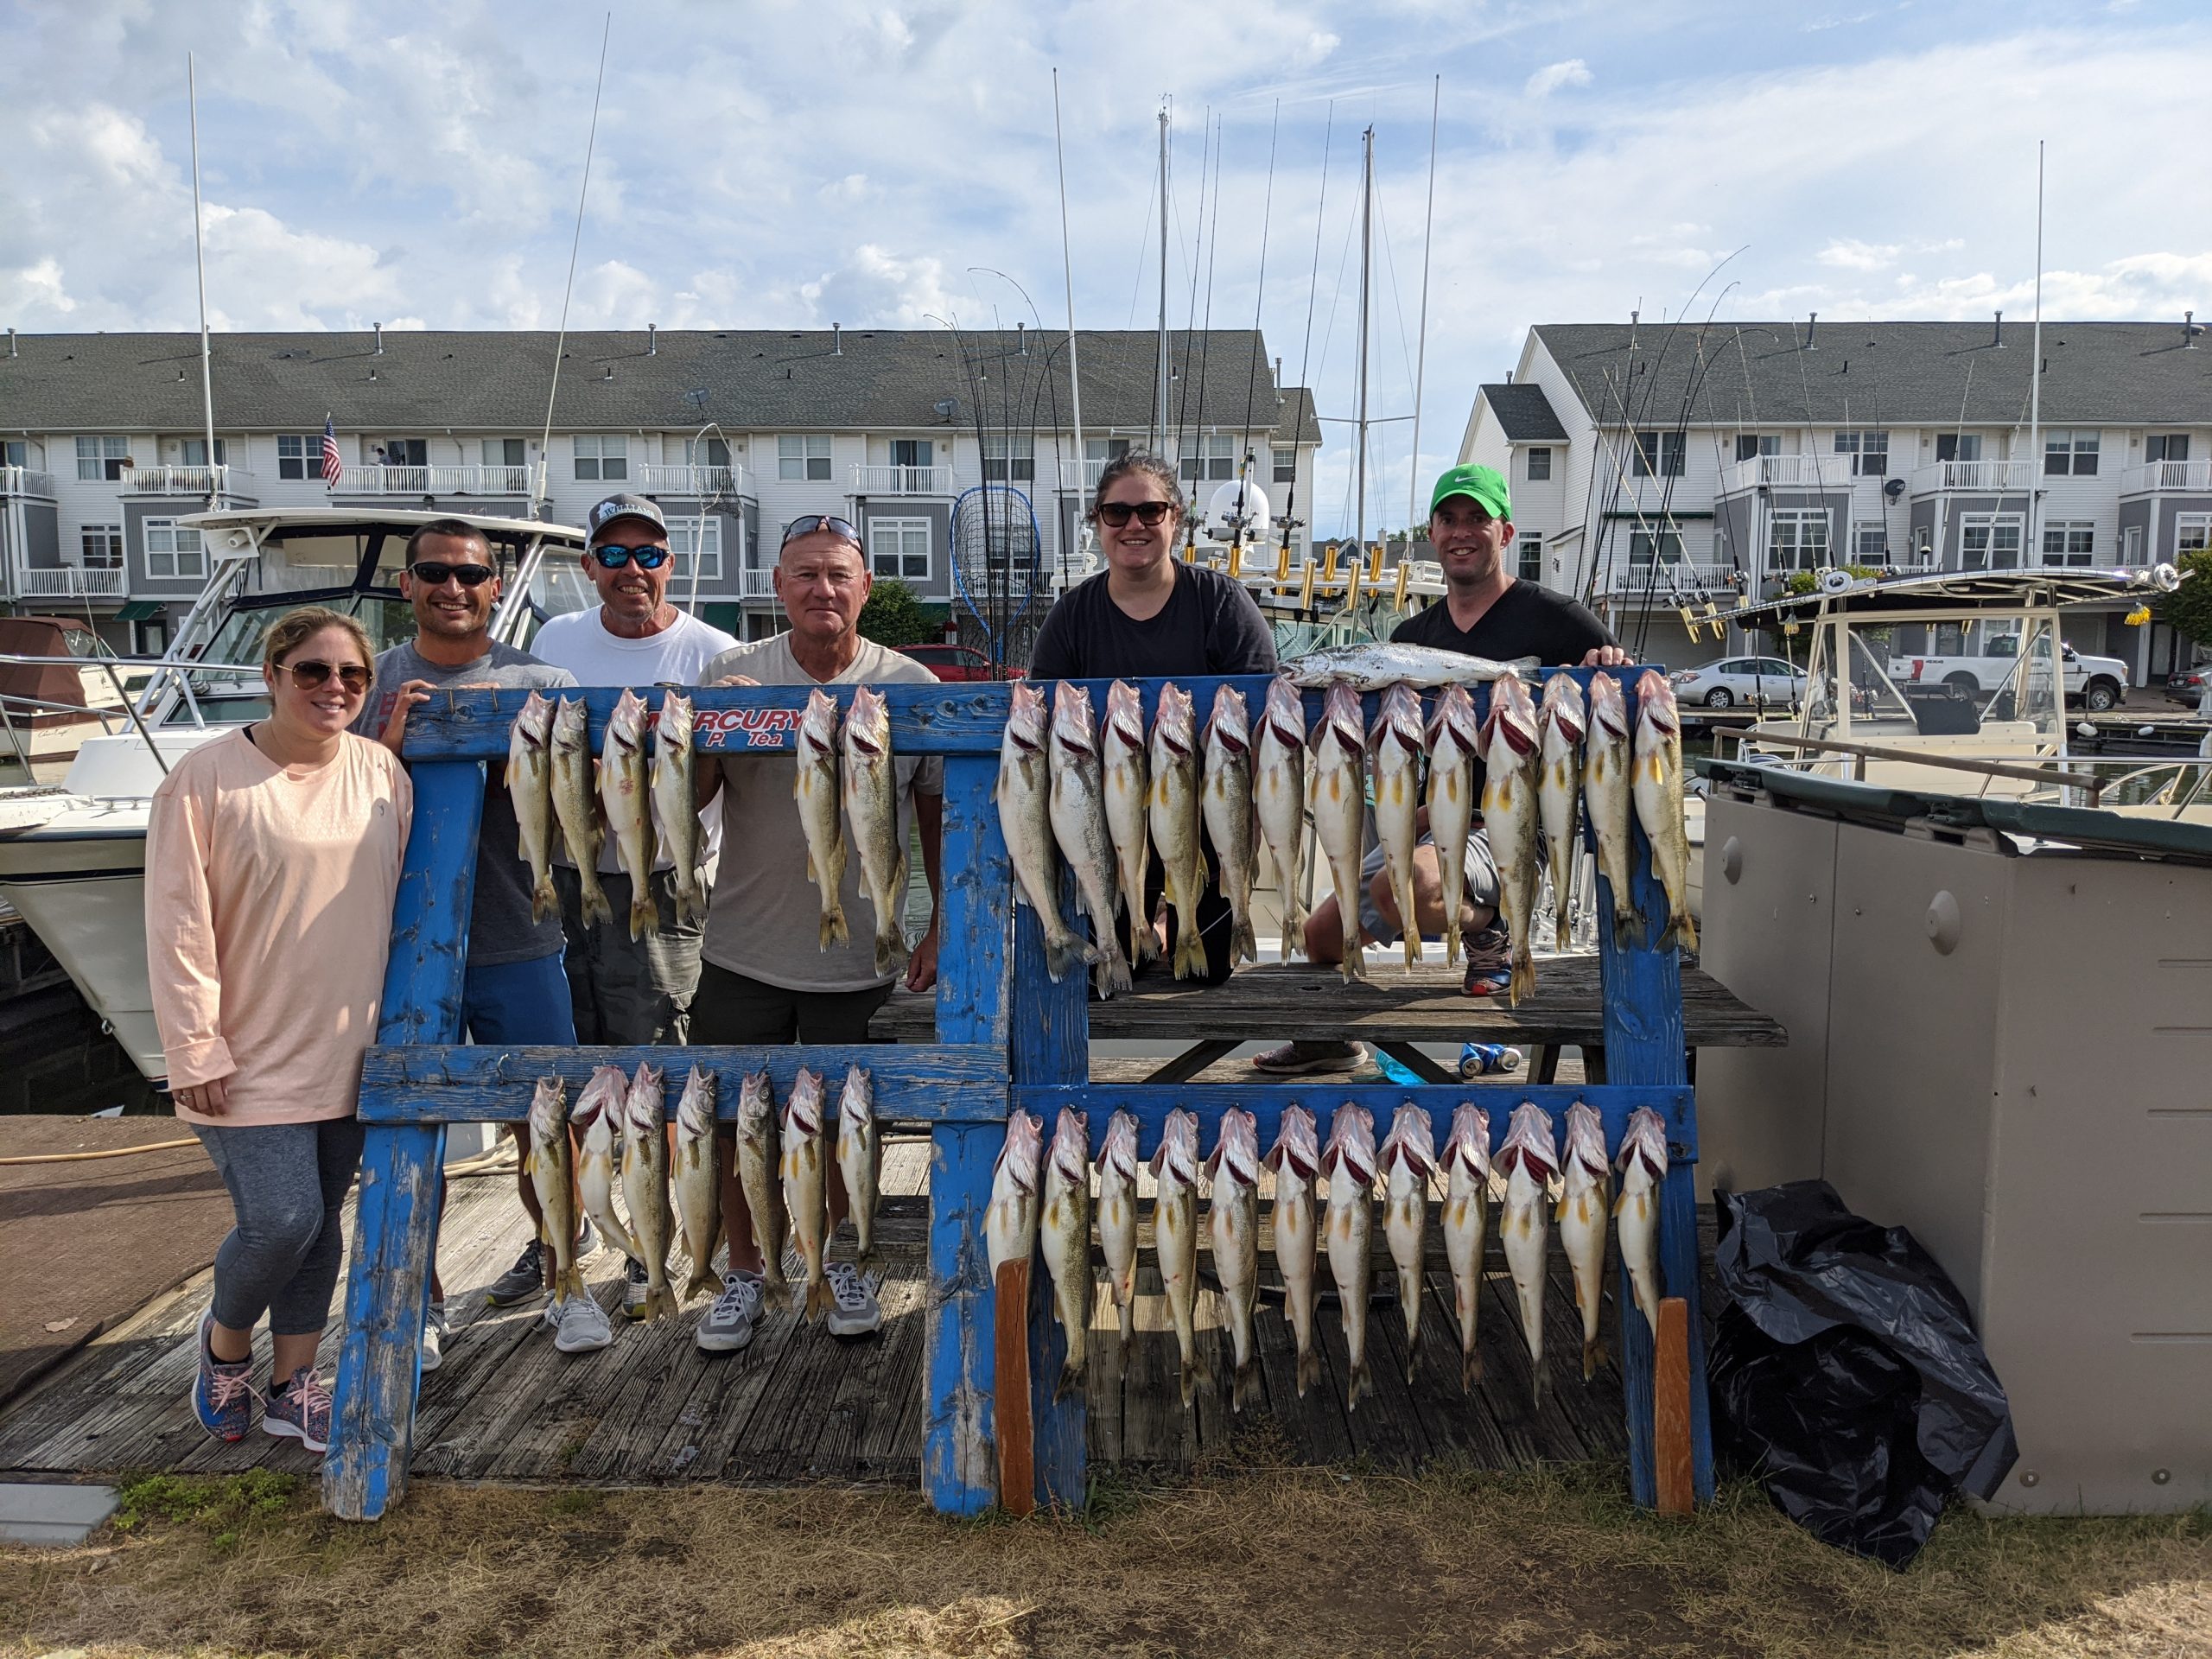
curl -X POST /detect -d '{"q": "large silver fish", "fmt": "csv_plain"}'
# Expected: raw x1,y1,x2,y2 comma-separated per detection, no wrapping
524,1077,585,1304
1583,673,1637,950
1631,669,1699,953
550,695,612,930
652,690,708,929
599,687,659,942
795,688,849,951
1096,1109,1141,1344
1379,1103,1436,1382
998,680,1096,982
1266,1103,1322,1397
1613,1106,1669,1338
1200,684,1260,967
1499,1102,1560,1407
1424,682,1482,965
1310,681,1370,983
1371,683,1427,972
506,690,560,925
1100,681,1157,969
620,1062,677,1322
1048,682,1133,996
671,1065,720,1304
780,1066,830,1321
1536,674,1587,954
735,1071,789,1311
1481,674,1544,1005
842,683,909,978
1206,1107,1262,1412
987,1108,1044,1279
573,1064,638,1266
1147,683,1208,982
1440,1103,1492,1392
1152,1108,1205,1408
835,1064,880,1268
1254,677,1308,957
1281,641,1536,690
1039,1106,1093,1399
1322,1104,1378,1411
1557,1100,1611,1382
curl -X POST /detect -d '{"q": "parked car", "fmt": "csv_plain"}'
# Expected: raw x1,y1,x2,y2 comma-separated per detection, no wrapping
1888,635,2130,712
896,643,1023,683
1668,656,1807,709
2164,664,2210,710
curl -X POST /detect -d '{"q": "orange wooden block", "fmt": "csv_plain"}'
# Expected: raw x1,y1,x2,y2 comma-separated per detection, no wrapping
1655,1296,1694,1516
995,1260,1034,1516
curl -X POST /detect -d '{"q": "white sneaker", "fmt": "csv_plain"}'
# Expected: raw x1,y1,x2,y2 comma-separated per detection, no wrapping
823,1261,881,1338
544,1293,613,1354
421,1300,449,1373
696,1271,763,1354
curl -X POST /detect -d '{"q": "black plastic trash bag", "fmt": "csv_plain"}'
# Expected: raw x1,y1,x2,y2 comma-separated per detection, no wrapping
1708,1180,2018,1568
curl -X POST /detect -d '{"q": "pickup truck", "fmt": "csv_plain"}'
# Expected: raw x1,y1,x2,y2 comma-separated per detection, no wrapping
1888,635,2130,713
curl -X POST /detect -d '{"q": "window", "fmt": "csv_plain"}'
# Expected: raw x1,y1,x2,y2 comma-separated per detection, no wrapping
1631,430,1685,477
377,438,428,467
1961,512,2024,570
1834,429,1889,476
1516,531,1543,582
1734,434,1779,461
982,435,1035,482
1853,520,1889,563
574,435,628,480
668,517,721,582
1525,446,1553,481
1178,433,1234,483
1271,445,1296,485
76,436,130,481
1935,434,1981,462
144,518,206,579
482,438,526,467
2176,514,2210,555
867,517,931,582
887,439,932,469
2145,434,2190,464
1769,509,1830,572
179,438,227,467
779,435,833,481
2044,429,2100,476
1912,525,1934,563
80,524,124,568
1,440,25,468
2041,520,2094,568
1629,530,1684,566
1086,437,1130,463
276,435,323,480
685,435,732,469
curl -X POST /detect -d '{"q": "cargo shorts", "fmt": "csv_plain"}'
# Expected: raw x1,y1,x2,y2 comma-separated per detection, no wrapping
555,866,702,1046
1357,830,1503,949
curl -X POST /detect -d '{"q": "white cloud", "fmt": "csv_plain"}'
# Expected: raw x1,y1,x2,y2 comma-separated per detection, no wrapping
1525,58,1592,98
1818,238,1903,270
797,245,959,329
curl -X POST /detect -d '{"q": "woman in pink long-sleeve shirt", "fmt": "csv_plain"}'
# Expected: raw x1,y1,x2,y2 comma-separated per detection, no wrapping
145,606,411,1454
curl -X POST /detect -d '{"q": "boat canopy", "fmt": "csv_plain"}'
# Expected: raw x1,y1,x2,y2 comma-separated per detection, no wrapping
1729,565,2183,626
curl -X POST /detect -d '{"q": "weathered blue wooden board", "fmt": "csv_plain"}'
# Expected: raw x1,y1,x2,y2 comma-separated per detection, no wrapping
355,1045,1006,1123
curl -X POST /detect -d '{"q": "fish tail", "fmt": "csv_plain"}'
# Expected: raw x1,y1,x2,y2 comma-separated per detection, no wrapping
1462,1340,1484,1394
1232,914,1256,967
1510,949,1538,1007
1583,1334,1607,1382
1116,1294,1135,1344
682,1267,720,1305
532,875,559,926
1232,1356,1257,1414
1296,1341,1319,1399
1045,927,1098,984
1056,1351,1085,1402
645,1286,677,1324
556,1265,588,1305
805,1275,828,1323
1554,910,1573,955
583,878,614,931
630,890,660,944
873,927,906,979
1441,912,1462,967
1346,1352,1370,1413
1179,1352,1198,1409
1100,936,1135,998
1664,908,1699,954
1531,1365,1548,1409
1171,923,1206,982
820,900,849,950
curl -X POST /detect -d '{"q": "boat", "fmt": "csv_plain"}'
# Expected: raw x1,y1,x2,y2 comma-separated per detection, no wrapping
0,505,590,1085
0,617,159,785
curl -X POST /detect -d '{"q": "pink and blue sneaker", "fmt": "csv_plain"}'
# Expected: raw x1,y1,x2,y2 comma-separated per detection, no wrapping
191,1311,257,1442
263,1365,332,1454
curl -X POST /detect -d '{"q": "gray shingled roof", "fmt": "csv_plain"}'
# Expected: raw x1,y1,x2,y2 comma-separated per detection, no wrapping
0,327,1321,442
1534,319,2212,429
1479,382,1569,441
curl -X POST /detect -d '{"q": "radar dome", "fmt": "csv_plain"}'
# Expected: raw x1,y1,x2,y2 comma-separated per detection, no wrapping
1203,479,1270,540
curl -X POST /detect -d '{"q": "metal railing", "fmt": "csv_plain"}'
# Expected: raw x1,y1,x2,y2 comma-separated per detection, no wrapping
333,465,533,496
633,463,752,497
2120,459,2212,494
0,467,58,498
122,465,253,495
850,464,951,494
1910,459,2032,493
1717,454,1853,494
1599,561,1738,598
10,565,129,599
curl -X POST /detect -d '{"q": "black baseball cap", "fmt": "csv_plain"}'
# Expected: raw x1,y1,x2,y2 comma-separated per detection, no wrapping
586,493,667,542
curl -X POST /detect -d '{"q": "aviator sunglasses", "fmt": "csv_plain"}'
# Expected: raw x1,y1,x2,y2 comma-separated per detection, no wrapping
408,560,496,587
1094,499,1174,528
781,514,861,548
277,659,372,693
591,542,672,570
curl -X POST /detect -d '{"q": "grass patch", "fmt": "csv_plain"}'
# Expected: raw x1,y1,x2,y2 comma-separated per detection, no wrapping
109,1470,304,1558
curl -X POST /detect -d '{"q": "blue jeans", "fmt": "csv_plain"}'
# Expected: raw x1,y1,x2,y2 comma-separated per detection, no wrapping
464,952,579,1047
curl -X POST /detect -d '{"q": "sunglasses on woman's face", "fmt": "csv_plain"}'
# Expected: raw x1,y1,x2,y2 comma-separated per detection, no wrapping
591,543,671,570
278,659,372,693
409,560,496,588
1095,500,1173,528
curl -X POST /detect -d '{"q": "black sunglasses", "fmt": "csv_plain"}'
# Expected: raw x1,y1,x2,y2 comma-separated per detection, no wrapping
1095,500,1174,528
279,659,372,693
409,560,496,588
591,543,671,570
781,514,861,548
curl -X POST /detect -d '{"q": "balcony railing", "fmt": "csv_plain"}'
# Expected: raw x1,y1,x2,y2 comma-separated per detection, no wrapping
0,467,58,499
741,568,777,600
1599,562,1740,599
334,465,533,496
2120,459,2212,494
1717,454,1853,494
122,464,254,496
633,463,753,498
11,564,130,599
849,464,951,495
1910,459,2031,493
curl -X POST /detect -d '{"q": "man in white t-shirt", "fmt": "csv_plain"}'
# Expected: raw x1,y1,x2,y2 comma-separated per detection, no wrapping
688,513,944,1351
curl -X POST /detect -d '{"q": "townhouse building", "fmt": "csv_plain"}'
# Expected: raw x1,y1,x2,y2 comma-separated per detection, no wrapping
1460,316,2212,683
0,326,1319,656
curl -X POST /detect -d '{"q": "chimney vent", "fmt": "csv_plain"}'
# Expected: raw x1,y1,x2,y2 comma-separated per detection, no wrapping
647,323,658,355
1804,312,1818,350
5,327,14,358
372,322,385,354
2188,310,2202,347
603,365,615,382
1016,321,1027,356
832,322,842,356
1993,311,2003,346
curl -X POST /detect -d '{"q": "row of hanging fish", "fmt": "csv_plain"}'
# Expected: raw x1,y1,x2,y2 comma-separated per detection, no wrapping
986,1100,1671,1414
794,686,914,976
521,1061,880,1324
505,688,709,943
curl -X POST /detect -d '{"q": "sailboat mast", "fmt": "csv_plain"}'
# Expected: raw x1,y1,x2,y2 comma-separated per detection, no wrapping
1155,105,1171,450
188,53,216,509
1355,126,1373,556
1408,78,1439,525
2027,139,2044,573
1052,70,1085,510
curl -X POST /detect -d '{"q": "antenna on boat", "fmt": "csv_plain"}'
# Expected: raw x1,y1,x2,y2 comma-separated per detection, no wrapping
2026,139,2044,576
1052,69,1086,515
536,14,613,512
188,52,217,513
1407,75,1439,528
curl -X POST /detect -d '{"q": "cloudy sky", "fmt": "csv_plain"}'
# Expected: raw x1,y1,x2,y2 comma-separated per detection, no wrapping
3,0,2208,536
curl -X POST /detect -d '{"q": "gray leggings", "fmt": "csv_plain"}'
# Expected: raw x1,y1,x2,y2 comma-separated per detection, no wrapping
193,1118,366,1338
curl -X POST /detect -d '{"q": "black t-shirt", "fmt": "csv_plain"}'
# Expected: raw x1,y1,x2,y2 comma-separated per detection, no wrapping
1027,563,1278,681
1389,578,1616,664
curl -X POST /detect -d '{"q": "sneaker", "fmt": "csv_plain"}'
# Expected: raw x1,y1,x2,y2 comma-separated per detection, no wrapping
544,1293,613,1355
1251,1039,1367,1076
191,1312,257,1442
823,1262,882,1339
263,1366,332,1454
696,1270,763,1354
622,1258,652,1320
486,1240,547,1307
421,1300,448,1373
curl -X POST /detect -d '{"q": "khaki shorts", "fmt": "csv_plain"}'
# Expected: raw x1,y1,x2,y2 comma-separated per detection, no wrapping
556,866,703,1046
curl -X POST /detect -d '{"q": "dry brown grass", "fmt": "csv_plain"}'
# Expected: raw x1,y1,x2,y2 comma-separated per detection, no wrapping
1,1461,2205,1659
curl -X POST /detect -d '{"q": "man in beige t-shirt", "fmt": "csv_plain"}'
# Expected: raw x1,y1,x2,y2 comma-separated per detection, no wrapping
690,513,944,1349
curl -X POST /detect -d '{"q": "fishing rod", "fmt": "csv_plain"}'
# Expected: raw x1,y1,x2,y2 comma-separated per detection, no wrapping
537,14,613,509
1234,101,1282,571
1276,103,1333,576
1407,73,1439,529
1052,68,1085,518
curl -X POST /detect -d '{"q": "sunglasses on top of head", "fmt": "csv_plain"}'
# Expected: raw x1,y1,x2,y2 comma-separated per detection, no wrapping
408,560,497,588
278,659,372,693
1094,500,1174,528
590,542,672,570
780,514,861,548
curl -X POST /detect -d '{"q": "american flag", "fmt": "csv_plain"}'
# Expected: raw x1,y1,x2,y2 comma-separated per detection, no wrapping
320,416,343,486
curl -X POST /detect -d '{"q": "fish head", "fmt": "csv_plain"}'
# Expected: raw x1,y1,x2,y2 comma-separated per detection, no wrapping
1618,1105,1670,1180
1375,683,1426,758
1149,1109,1202,1190
1498,1101,1560,1183
676,1066,716,1139
515,689,556,747
1562,1100,1609,1177
553,694,590,745
1444,1102,1493,1179
785,1067,825,1138
843,684,889,759
1049,1107,1090,1184
1102,680,1147,754
1634,669,1679,739
1426,681,1480,757
1261,676,1307,748
995,1109,1045,1192
798,687,841,760
572,1064,628,1133
1205,1108,1261,1191
607,687,652,753
737,1070,775,1135
1050,681,1096,756
625,1063,665,1136
1096,1109,1141,1182
1204,684,1251,758
1320,1103,1377,1185
1481,676,1540,767
1265,1103,1321,1181
1004,679,1049,758
1587,671,1631,742
527,1076,566,1147
837,1064,874,1127
655,689,695,747
1150,682,1196,761
1539,673,1588,747
1380,1103,1437,1178
1315,680,1365,756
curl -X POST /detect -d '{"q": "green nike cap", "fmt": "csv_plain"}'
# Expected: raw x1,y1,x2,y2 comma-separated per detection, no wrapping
1429,462,1511,521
